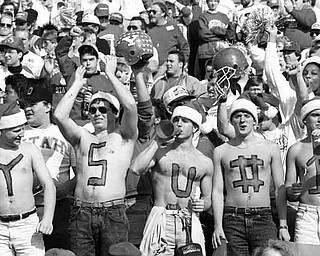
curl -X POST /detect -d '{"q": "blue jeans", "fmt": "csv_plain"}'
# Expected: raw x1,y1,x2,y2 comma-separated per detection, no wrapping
69,201,129,256
223,207,277,256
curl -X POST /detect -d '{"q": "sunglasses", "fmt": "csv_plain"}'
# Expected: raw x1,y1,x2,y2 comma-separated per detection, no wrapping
310,30,320,37
127,25,139,31
0,23,12,28
148,10,157,15
15,21,26,26
89,106,108,115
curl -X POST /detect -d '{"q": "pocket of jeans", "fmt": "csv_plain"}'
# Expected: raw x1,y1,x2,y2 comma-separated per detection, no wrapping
108,205,128,223
296,209,306,220
69,206,81,221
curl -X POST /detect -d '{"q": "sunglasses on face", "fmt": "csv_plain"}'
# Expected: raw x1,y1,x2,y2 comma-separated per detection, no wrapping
310,30,320,37
127,25,139,31
0,23,12,28
89,106,108,115
148,10,157,15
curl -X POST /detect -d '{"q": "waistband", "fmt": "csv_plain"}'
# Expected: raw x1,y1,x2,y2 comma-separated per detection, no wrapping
74,198,125,208
224,206,271,215
298,203,320,212
0,208,36,223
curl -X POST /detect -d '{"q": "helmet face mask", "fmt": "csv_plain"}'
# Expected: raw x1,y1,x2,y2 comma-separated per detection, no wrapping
115,31,154,66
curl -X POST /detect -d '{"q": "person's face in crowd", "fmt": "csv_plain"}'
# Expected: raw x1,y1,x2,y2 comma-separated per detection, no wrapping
80,53,98,75
4,48,22,67
5,84,19,103
72,35,84,50
99,16,109,30
310,29,320,40
231,111,255,135
206,0,219,11
166,54,182,77
241,0,252,8
0,16,13,36
42,38,56,54
257,113,273,132
303,63,320,95
305,109,320,133
167,8,173,18
172,116,196,139
247,83,264,94
310,41,320,57
116,66,131,85
40,0,53,10
15,30,29,52
82,23,99,35
83,33,97,45
15,20,28,30
89,99,110,131
128,20,142,32
0,124,25,147
149,4,164,25
2,4,15,16
24,101,50,128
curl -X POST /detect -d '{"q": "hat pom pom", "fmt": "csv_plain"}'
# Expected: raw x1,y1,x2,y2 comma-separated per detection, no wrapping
200,115,215,134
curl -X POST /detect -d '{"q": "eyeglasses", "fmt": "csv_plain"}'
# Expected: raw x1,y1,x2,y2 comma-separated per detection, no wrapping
148,10,157,15
15,21,26,26
127,25,139,31
89,106,108,115
310,30,320,37
0,23,12,28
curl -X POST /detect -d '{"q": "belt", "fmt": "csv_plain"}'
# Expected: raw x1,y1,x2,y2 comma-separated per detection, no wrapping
224,206,271,215
0,208,36,222
74,198,125,208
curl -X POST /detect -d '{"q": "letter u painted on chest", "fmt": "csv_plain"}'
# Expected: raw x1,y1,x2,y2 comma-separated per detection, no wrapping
171,163,196,198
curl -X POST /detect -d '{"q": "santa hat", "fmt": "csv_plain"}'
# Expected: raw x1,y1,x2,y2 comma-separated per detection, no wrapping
229,98,258,122
301,97,320,121
0,102,27,130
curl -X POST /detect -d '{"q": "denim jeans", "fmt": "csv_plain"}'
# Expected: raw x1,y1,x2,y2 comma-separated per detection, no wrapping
0,213,44,256
126,195,153,247
295,203,320,245
69,202,129,256
223,207,277,256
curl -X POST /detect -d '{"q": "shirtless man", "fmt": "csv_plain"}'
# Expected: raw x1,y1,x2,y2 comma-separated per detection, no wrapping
285,97,320,244
53,55,138,256
131,103,213,256
212,99,290,256
0,101,55,255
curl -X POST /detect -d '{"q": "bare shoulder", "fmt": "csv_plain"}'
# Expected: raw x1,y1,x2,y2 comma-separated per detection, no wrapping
287,140,304,156
20,141,39,153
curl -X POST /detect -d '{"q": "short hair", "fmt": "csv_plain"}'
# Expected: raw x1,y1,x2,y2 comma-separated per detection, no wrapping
79,44,98,59
130,16,147,32
5,74,29,99
168,50,185,67
0,1,18,15
244,75,270,94
253,240,295,256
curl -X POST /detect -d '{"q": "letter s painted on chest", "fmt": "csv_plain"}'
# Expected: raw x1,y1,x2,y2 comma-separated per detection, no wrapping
171,163,196,198
87,142,108,186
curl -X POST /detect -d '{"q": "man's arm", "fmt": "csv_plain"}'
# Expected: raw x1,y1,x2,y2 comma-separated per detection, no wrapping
54,66,87,147
217,101,235,139
104,55,138,140
31,145,56,235
285,144,302,202
270,143,290,241
211,147,226,248
130,140,158,175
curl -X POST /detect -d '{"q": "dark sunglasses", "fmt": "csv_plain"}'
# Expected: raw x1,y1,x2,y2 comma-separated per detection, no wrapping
89,106,108,115
15,21,26,26
148,10,157,15
311,30,320,37
0,23,12,28
127,25,139,31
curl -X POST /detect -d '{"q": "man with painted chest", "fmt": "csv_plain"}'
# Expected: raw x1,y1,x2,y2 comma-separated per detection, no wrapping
212,99,290,256
54,55,138,256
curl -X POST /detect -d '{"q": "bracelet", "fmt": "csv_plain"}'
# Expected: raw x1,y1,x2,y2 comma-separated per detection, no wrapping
278,225,288,230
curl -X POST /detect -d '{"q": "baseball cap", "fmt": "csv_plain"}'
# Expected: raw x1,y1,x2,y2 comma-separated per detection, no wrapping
311,23,320,30
25,9,38,24
162,86,194,112
0,36,25,53
25,85,53,103
94,3,109,17
280,41,301,53
89,91,120,114
15,12,28,22
109,12,123,23
267,0,279,8
80,13,100,26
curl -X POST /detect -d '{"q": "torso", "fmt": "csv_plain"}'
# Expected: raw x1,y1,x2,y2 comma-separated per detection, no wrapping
74,128,135,202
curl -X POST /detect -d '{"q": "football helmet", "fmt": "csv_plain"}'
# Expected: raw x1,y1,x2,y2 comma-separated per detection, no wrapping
115,31,154,66
211,47,248,100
